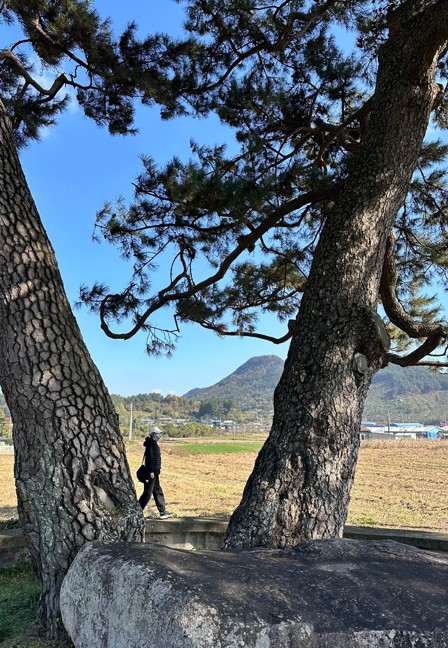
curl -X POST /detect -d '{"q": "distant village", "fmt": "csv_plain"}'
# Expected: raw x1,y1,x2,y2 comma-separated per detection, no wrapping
156,417,448,440
127,414,448,440
360,422,448,440
1,415,448,457
131,415,270,435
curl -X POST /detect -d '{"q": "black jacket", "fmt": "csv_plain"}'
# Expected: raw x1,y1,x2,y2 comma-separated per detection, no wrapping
143,437,161,474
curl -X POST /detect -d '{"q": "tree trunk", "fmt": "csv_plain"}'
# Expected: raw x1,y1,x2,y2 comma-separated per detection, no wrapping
224,1,448,549
0,106,144,638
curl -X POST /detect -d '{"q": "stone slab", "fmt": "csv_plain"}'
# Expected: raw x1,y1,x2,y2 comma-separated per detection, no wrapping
2,519,448,568
344,525,448,552
143,518,448,552
0,528,29,569
145,516,229,550
0,528,27,549
60,538,448,647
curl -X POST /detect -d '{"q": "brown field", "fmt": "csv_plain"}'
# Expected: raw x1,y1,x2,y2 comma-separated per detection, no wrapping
1,439,447,531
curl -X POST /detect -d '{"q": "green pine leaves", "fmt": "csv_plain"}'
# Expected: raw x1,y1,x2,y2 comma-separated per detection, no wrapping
5,1,448,359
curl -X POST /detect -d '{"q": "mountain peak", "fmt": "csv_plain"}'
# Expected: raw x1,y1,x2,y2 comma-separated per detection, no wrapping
184,354,448,423
184,355,284,413
233,355,283,374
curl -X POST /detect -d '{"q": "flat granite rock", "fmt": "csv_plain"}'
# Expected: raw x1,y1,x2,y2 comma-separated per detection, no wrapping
60,538,448,648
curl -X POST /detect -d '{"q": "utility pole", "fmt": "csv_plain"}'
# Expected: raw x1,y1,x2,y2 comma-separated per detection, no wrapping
129,402,133,442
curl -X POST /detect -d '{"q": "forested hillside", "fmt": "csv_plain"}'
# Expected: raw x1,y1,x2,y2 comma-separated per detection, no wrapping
2,357,448,435
363,364,448,422
371,363,448,396
185,355,282,416
185,356,448,424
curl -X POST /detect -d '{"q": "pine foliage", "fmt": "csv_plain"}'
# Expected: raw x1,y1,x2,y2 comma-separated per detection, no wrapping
3,2,448,367
0,1,169,144
74,0,448,367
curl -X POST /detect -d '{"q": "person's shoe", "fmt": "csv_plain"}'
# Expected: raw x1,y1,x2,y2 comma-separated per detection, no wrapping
160,511,173,519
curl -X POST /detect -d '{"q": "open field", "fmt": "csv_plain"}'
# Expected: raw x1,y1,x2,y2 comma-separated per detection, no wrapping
1,438,447,531
1,439,446,648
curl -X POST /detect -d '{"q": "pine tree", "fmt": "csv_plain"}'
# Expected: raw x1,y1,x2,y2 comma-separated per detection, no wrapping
82,0,448,548
0,1,166,637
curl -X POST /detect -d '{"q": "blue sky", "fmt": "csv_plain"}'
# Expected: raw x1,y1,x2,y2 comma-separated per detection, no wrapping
15,1,289,397
8,2,448,397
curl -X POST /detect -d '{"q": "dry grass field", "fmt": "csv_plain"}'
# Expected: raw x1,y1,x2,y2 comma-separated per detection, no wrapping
1,438,447,531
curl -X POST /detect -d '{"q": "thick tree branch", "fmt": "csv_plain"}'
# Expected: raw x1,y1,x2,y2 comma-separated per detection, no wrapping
199,320,293,344
386,335,448,366
380,233,445,338
314,97,373,164
99,188,334,339
0,49,67,98
381,233,447,367
31,16,93,73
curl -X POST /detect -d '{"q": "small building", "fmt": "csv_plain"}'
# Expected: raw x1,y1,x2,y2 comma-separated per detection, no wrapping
394,432,417,440
389,425,439,439
416,426,440,439
359,425,396,440
360,425,372,441
390,422,424,429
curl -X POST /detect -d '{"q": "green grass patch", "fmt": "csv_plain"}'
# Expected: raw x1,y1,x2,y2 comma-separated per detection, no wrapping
212,485,229,494
0,563,73,647
179,442,263,455
0,563,40,643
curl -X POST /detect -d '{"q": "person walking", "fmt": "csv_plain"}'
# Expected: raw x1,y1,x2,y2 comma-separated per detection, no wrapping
138,426,173,519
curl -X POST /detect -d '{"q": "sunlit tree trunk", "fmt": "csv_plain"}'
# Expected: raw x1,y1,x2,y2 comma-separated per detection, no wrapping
224,1,448,549
0,106,144,637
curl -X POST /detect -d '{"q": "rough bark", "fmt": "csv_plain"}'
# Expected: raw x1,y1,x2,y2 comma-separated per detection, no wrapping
224,0,448,549
0,106,145,638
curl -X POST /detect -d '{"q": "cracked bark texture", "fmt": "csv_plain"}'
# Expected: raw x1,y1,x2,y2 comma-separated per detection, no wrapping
224,0,448,550
0,107,144,637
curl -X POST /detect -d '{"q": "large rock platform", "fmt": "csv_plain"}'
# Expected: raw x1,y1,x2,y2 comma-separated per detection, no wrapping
60,538,448,647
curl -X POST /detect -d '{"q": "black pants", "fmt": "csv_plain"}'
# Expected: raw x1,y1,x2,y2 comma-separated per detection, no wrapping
138,474,166,513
